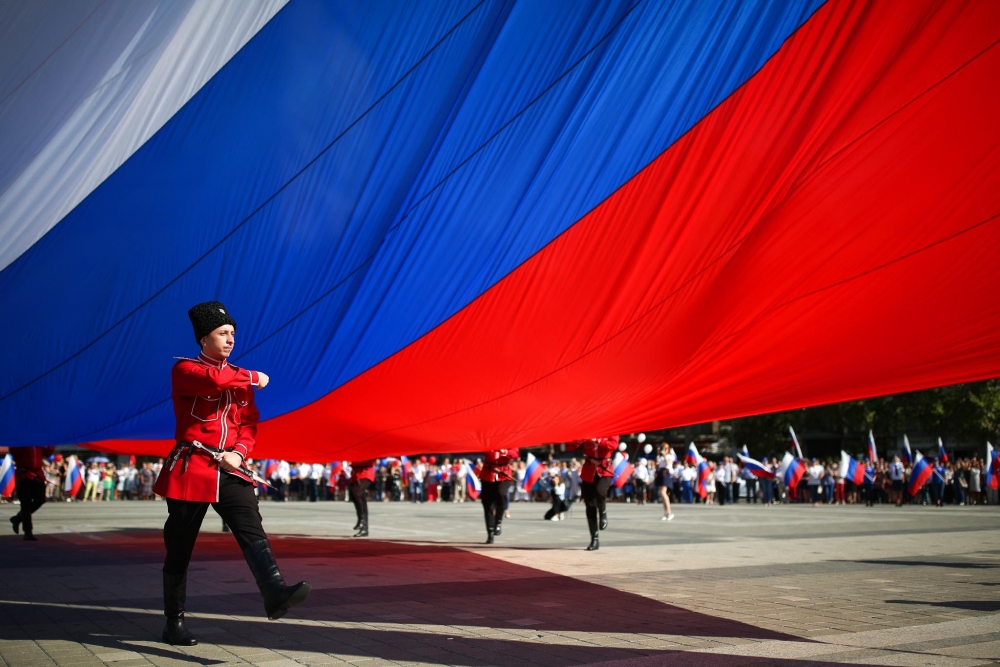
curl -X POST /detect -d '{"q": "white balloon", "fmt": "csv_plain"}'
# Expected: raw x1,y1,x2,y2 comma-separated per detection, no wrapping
643,444,653,454
618,442,627,452
637,433,646,443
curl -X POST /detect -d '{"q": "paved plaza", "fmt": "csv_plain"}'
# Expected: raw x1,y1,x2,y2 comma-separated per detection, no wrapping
1,500,998,667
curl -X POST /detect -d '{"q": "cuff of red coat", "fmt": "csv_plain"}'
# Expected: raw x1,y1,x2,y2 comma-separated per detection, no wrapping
248,370,260,386
232,443,249,461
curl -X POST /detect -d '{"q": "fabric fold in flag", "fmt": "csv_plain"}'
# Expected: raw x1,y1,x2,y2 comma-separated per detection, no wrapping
901,435,913,465
867,431,878,463
937,438,949,463
696,456,712,499
685,442,700,466
64,456,83,497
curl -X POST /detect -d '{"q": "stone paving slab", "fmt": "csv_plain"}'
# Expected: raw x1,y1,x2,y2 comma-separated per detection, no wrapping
1,501,998,667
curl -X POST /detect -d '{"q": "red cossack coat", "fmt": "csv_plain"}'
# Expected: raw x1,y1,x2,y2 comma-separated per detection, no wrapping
153,352,261,502
12,446,55,482
476,448,520,482
350,460,376,484
568,437,619,483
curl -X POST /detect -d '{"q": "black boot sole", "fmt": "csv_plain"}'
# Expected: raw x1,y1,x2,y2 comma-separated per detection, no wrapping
586,540,600,551
161,629,198,646
267,582,312,620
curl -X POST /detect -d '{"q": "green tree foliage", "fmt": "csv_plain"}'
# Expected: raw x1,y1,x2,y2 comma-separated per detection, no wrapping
728,380,1000,457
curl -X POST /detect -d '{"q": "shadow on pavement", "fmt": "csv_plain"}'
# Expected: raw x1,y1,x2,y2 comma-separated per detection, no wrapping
1,531,826,666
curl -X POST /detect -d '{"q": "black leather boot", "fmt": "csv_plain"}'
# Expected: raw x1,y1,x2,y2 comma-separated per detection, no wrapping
10,514,20,535
353,519,361,530
599,511,608,531
493,522,502,536
161,572,197,646
586,535,600,551
353,521,368,538
243,540,311,620
485,530,495,545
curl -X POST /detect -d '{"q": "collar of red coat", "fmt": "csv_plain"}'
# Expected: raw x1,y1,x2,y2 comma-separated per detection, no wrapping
197,352,228,368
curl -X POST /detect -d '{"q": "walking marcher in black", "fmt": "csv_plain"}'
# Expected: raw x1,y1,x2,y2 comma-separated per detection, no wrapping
348,460,375,537
569,437,619,551
476,449,519,544
153,302,310,646
9,446,54,541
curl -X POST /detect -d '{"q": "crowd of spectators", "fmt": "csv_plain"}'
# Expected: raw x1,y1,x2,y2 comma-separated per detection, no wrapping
5,447,996,509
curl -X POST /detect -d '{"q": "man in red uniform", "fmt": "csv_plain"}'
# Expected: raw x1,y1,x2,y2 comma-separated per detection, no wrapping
569,436,619,551
8,446,55,541
348,460,375,537
476,448,519,544
153,301,310,646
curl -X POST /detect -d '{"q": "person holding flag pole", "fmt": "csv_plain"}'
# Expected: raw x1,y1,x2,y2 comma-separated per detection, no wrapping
475,448,519,544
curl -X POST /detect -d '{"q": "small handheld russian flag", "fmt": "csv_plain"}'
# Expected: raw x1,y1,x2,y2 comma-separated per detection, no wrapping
901,434,913,465
779,452,805,488
0,454,15,498
612,452,635,488
696,457,712,499
327,461,344,487
464,462,481,499
522,452,544,491
64,455,83,498
685,442,700,465
789,426,804,460
839,451,866,485
986,442,998,491
907,451,933,495
867,431,878,463
737,453,774,479
937,438,949,463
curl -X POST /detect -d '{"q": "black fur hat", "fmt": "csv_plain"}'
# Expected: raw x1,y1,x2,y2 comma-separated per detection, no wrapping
188,301,237,342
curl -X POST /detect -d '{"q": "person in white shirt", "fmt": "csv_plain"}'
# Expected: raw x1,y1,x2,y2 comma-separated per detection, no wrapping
807,458,824,507
888,456,904,506
454,461,467,502
544,473,567,521
713,463,726,505
308,463,323,502
633,458,650,506
410,462,425,503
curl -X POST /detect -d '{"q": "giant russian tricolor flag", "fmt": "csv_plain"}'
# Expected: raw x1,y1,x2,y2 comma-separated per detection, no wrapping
907,452,934,495
522,452,544,491
0,454,15,499
464,462,481,500
3,0,1000,463
738,453,775,480
937,438,949,463
64,456,83,498
867,431,878,463
986,442,998,491
779,452,805,489
612,452,635,489
685,442,700,466
901,435,913,465
839,451,866,485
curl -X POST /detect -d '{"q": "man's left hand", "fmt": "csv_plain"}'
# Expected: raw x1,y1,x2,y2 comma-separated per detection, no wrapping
217,452,243,473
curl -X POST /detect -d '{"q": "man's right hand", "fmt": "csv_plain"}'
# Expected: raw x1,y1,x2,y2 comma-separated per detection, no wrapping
256,372,269,389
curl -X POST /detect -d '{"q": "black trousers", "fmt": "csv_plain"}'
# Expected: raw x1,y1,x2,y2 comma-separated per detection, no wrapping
15,477,46,534
163,474,267,575
581,477,612,537
744,478,758,503
349,479,371,524
481,481,512,533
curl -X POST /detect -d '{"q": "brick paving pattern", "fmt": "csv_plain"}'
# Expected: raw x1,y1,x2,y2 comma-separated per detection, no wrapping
1,500,998,666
